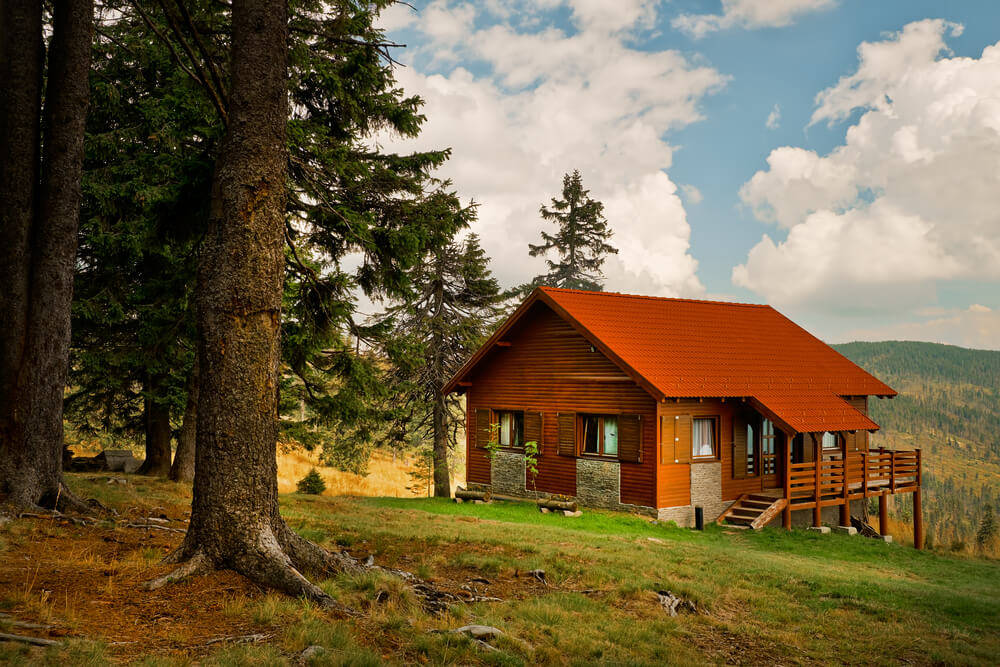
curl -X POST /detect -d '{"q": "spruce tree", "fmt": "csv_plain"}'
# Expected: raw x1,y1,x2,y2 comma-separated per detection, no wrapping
977,505,996,549
70,0,466,476
380,230,507,497
528,170,617,292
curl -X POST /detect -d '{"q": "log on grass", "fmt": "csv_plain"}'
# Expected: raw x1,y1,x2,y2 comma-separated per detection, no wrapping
537,498,577,512
455,488,491,502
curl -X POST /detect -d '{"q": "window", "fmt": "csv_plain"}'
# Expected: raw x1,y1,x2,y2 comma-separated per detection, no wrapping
692,417,717,459
579,415,618,457
495,410,524,449
822,431,839,451
761,419,776,474
746,421,756,475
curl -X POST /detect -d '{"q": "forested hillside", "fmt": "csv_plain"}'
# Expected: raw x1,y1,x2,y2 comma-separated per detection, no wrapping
833,341,1000,552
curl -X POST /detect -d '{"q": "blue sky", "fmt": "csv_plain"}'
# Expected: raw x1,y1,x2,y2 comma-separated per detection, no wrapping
377,1,1000,349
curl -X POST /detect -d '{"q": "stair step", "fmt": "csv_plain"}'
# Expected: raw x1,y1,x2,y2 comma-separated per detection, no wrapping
730,510,763,520
742,499,773,509
726,515,754,525
747,494,781,503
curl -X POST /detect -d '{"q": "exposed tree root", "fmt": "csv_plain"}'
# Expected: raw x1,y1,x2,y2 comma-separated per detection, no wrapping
142,550,210,591
143,521,500,616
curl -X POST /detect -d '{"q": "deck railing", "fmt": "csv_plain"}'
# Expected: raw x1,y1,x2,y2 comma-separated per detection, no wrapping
785,448,920,511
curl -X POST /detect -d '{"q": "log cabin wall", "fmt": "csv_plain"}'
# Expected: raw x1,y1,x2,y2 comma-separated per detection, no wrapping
464,302,658,508
656,398,754,508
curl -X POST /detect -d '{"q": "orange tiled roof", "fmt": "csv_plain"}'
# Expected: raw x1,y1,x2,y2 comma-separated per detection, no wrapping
538,287,893,433
445,287,895,434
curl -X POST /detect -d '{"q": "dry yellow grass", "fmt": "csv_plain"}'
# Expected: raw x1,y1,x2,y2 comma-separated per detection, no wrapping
276,447,430,498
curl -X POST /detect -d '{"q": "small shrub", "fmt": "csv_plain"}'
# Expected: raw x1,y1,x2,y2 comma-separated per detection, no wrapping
296,468,327,495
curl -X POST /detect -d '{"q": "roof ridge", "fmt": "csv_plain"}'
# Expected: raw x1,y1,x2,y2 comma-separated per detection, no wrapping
538,286,770,309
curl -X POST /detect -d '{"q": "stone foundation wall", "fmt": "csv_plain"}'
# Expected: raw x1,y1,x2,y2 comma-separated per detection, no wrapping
490,451,525,496
575,458,620,510
690,462,730,521
481,453,656,517
657,505,693,526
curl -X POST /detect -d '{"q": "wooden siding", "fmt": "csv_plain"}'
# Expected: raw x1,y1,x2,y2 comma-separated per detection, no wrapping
464,302,658,507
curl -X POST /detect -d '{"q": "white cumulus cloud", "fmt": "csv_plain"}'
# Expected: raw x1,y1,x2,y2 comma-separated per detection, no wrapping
672,0,837,39
734,19,1000,312
378,0,728,296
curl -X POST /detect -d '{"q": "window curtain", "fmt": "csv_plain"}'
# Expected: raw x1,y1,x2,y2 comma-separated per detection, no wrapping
499,412,512,447
693,418,714,457
603,417,618,456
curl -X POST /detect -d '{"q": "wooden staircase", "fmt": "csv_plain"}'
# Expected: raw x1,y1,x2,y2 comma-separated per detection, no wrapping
717,494,787,530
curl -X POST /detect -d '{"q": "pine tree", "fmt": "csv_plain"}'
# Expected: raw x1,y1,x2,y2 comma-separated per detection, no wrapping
977,505,996,549
380,230,507,497
528,170,617,291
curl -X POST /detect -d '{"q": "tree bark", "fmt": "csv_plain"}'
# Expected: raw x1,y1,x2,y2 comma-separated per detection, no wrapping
430,265,450,498
0,1,43,435
169,356,198,483
431,393,450,497
0,0,93,511
153,0,358,605
137,385,172,477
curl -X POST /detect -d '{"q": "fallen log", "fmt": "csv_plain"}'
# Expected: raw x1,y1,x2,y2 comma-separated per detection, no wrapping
454,488,491,502
0,632,60,647
537,498,577,512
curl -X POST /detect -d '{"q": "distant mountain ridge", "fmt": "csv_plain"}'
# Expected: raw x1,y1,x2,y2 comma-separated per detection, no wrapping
832,340,1000,550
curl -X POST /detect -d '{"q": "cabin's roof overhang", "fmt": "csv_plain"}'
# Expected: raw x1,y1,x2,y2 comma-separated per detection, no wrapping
444,287,896,435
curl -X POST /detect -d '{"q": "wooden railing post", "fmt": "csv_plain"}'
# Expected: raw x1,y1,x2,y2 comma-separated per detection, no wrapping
889,450,896,492
840,448,850,527
783,437,791,529
913,487,923,550
813,452,822,528
862,450,868,499
878,493,888,537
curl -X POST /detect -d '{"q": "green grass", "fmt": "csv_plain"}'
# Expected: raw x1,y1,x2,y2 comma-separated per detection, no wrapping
8,475,998,665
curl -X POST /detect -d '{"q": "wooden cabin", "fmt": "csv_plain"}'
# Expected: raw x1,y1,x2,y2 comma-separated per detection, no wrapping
444,287,924,547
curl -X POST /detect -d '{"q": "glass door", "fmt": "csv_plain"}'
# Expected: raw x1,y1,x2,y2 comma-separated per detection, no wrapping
761,419,781,488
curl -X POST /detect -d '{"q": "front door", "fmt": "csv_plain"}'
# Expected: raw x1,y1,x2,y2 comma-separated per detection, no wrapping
761,419,783,489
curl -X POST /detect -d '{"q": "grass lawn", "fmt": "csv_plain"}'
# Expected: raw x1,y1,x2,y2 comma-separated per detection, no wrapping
1,475,998,665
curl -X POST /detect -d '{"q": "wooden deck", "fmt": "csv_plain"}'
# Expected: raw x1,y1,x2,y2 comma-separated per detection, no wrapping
781,447,923,546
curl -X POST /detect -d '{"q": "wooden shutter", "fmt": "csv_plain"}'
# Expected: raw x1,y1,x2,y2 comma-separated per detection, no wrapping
475,408,492,448
557,413,576,457
673,414,692,464
659,415,672,465
618,414,641,463
732,414,748,479
524,411,542,450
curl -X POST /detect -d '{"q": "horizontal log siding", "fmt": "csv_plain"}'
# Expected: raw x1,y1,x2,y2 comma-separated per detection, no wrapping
657,399,740,507
464,303,657,506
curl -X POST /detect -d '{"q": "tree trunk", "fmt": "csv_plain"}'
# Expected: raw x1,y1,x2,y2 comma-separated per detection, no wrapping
137,389,172,477
169,357,198,483
149,0,358,604
0,0,93,511
0,1,43,436
431,393,450,497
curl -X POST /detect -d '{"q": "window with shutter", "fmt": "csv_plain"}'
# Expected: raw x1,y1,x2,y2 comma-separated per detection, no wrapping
674,415,692,464
524,412,542,450
660,415,672,465
618,414,641,463
557,413,576,456
475,408,492,449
